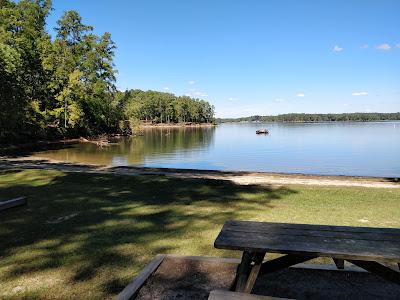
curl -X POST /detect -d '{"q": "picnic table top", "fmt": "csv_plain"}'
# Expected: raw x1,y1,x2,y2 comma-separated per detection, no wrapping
214,220,400,263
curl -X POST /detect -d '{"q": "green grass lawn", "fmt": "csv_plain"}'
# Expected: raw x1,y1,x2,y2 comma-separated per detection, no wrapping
0,169,399,299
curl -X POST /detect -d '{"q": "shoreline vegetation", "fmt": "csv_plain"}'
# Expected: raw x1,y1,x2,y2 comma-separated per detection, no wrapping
0,122,216,153
217,112,400,123
0,1,215,146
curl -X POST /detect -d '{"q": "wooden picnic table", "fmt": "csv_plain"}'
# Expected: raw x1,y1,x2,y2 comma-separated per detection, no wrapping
214,220,400,293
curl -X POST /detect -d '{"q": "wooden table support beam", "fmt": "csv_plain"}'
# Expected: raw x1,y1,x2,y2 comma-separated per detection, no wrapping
347,259,400,284
333,258,345,270
258,254,317,277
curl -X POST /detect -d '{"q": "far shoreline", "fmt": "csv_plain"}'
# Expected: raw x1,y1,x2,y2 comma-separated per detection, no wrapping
140,122,216,128
218,120,400,124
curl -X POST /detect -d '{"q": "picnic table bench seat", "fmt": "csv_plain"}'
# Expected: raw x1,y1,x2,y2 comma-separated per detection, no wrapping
214,220,400,293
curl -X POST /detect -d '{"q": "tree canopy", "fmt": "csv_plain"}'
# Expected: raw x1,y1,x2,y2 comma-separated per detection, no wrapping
0,0,214,144
118,89,214,124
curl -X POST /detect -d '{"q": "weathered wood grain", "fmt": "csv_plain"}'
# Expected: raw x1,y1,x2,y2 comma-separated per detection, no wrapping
258,254,317,276
223,220,400,235
215,221,400,263
235,251,253,292
244,252,266,293
222,221,400,242
117,254,165,300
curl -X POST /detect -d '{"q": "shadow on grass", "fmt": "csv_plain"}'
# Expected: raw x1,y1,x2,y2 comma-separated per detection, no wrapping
0,169,296,297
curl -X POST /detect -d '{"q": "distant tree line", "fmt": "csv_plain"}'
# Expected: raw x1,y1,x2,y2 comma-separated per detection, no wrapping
117,89,215,124
0,0,214,144
217,113,400,123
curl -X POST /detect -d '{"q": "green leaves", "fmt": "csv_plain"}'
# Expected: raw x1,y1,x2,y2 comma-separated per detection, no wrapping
122,90,215,124
0,1,213,144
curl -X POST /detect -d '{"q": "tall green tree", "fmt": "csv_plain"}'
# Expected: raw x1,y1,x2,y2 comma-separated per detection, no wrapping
0,0,52,141
0,1,213,144
121,89,215,124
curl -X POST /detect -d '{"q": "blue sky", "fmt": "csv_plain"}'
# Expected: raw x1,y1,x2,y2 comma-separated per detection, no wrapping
46,0,400,117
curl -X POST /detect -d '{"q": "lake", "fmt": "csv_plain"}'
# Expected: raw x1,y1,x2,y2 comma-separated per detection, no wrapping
33,122,400,177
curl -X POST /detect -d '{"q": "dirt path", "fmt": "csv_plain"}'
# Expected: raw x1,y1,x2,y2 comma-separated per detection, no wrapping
1,157,399,189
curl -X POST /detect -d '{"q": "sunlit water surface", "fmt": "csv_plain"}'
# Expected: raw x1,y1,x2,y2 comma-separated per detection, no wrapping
34,122,400,177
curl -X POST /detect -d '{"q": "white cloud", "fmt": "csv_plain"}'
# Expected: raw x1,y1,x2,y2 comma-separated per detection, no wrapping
228,97,237,101
333,45,344,52
274,98,285,103
186,89,208,98
396,43,400,49
163,87,170,91
376,43,391,50
194,91,208,97
188,80,195,85
296,93,305,97
361,44,369,49
352,91,368,96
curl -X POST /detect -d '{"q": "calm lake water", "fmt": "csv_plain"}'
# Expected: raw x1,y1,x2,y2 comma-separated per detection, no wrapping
34,122,400,177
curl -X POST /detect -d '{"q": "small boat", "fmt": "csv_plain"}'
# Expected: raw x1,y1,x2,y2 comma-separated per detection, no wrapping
256,129,269,134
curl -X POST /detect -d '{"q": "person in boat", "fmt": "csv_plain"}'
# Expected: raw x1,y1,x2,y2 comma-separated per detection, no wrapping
256,129,269,134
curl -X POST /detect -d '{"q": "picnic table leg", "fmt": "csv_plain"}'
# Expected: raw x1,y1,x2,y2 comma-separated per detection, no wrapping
234,250,253,292
333,258,345,270
244,252,266,293
233,251,266,293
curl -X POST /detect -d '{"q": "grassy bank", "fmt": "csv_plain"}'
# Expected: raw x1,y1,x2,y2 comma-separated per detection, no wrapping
0,169,399,299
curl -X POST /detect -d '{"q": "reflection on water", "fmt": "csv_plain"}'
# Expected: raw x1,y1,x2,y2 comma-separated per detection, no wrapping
34,122,400,177
36,127,215,167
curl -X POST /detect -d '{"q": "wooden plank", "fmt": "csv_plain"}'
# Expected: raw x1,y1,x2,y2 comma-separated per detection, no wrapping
258,255,317,276
117,254,165,300
224,220,400,235
333,258,345,270
217,226,400,245
244,252,266,293
209,290,291,300
0,197,27,211
215,227,400,262
215,231,400,262
347,259,400,284
215,230,400,251
235,251,253,292
222,221,400,242
219,221,400,248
